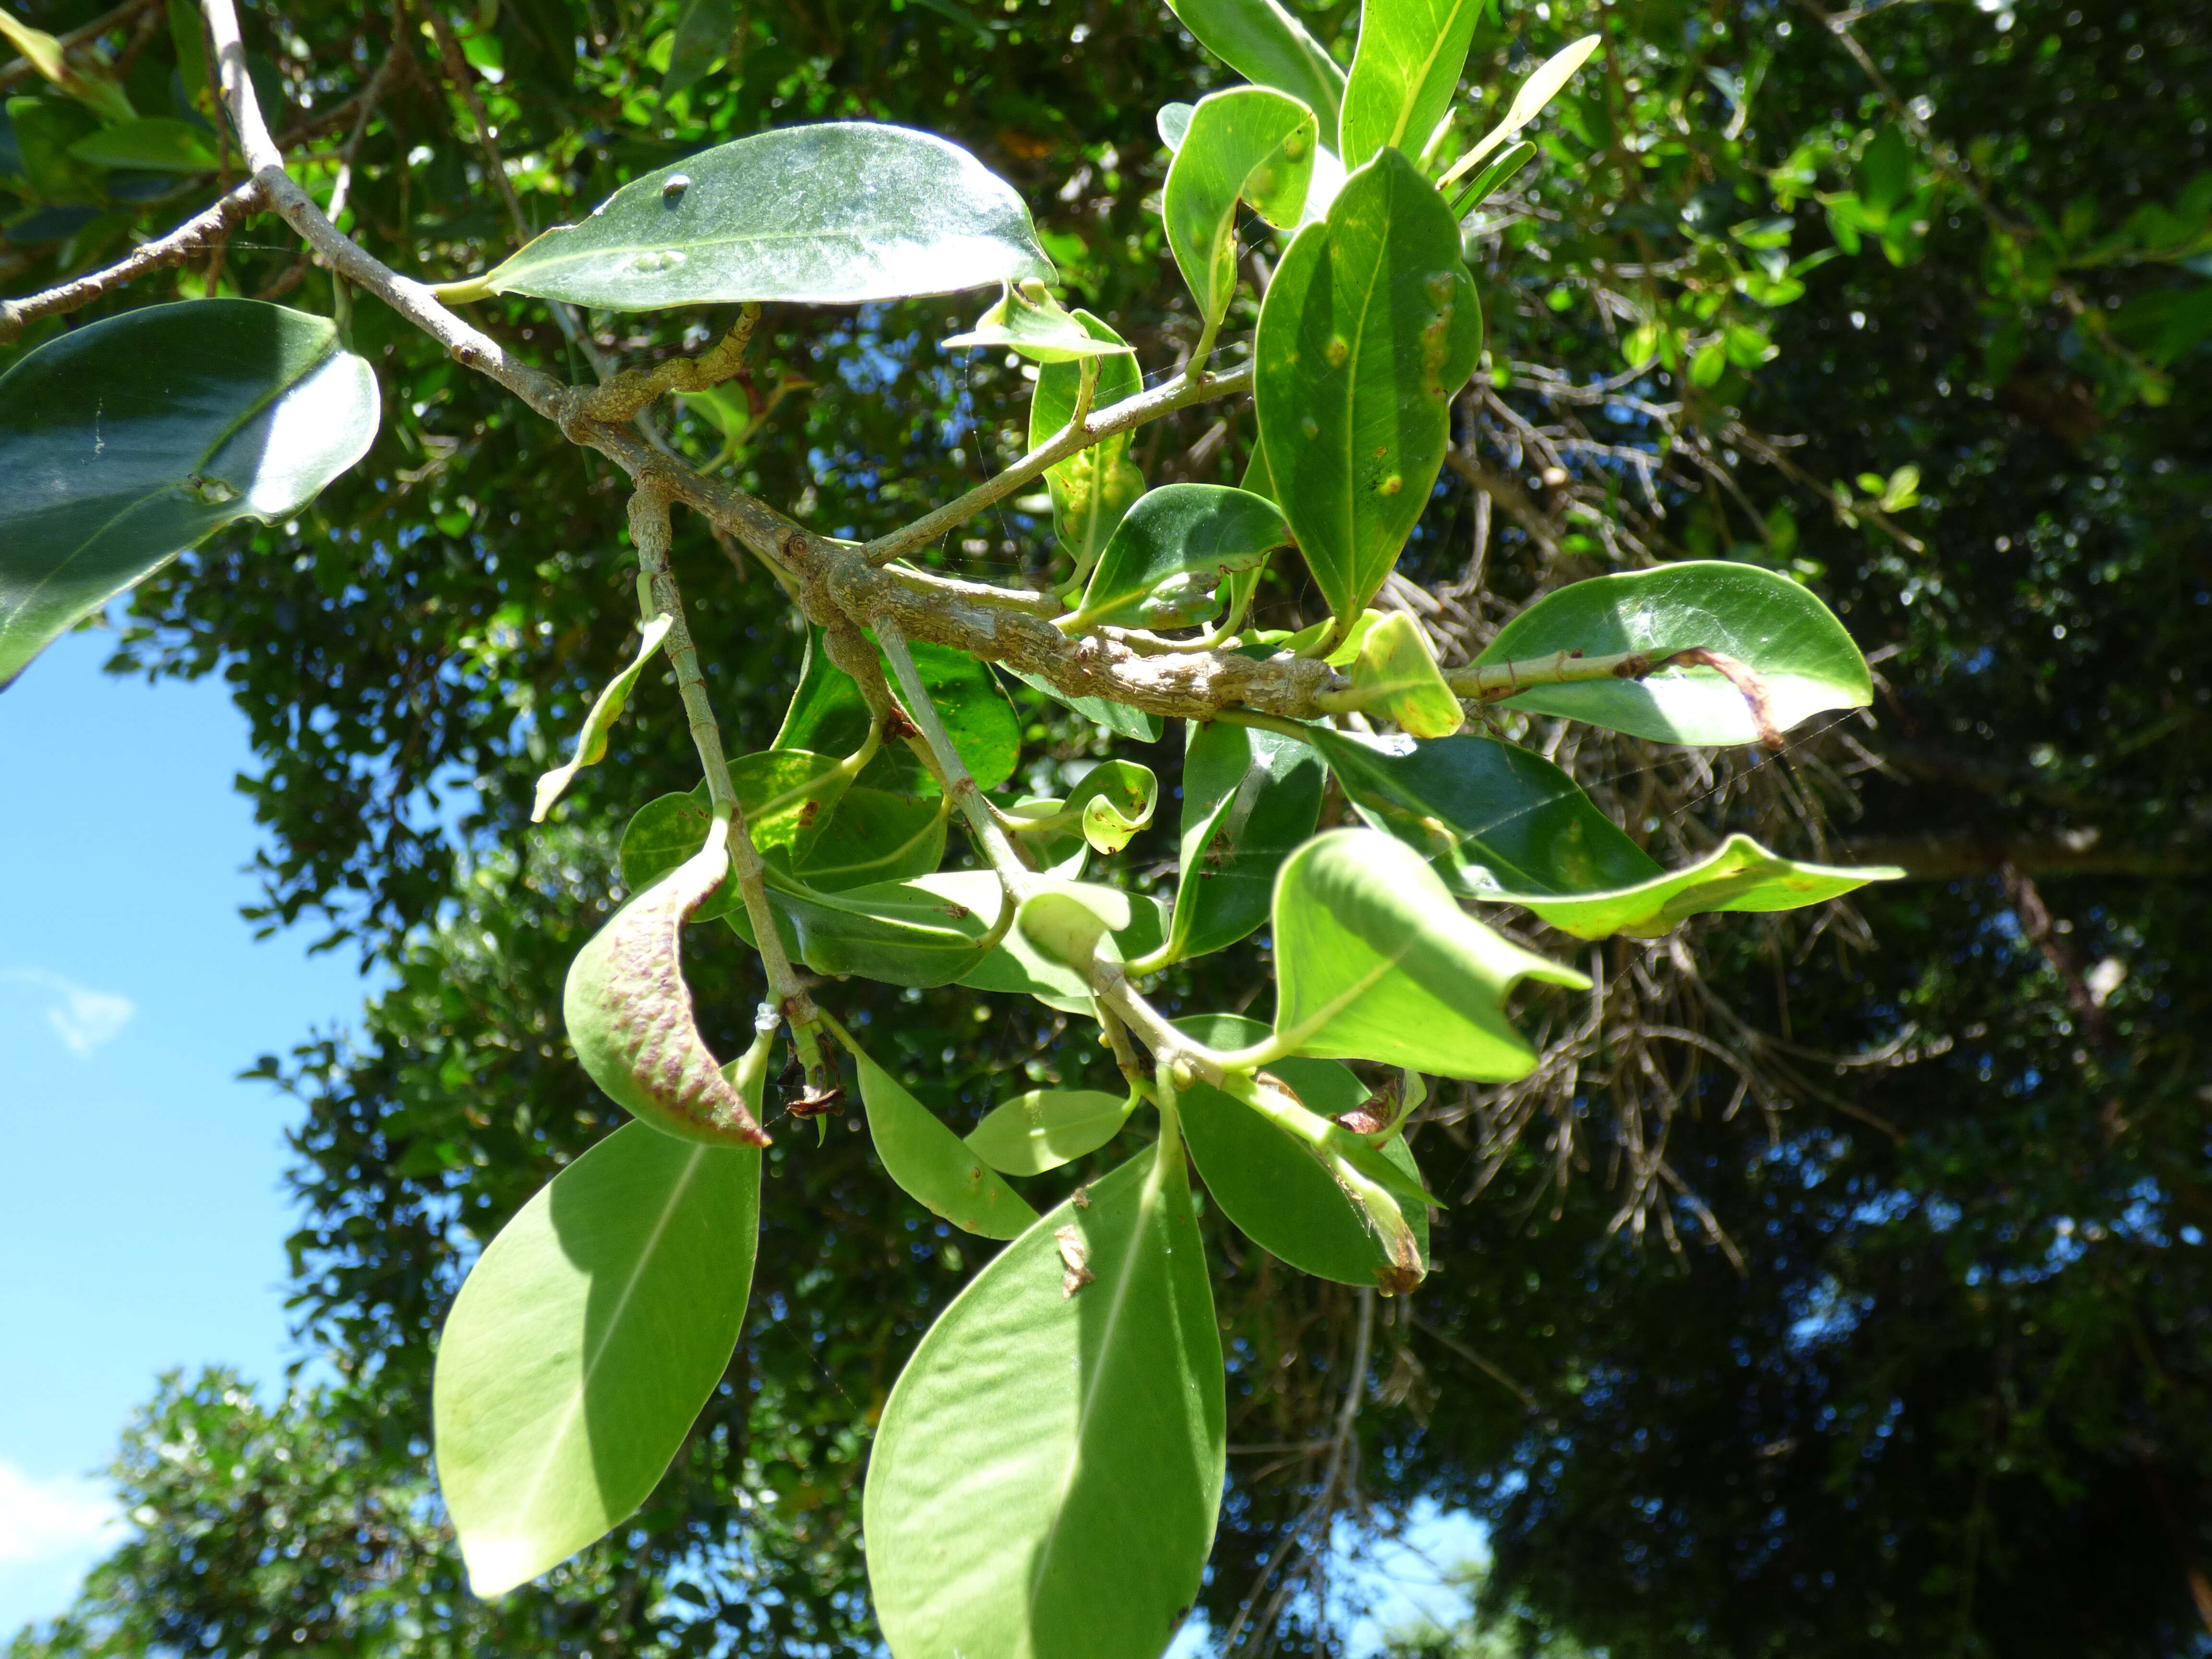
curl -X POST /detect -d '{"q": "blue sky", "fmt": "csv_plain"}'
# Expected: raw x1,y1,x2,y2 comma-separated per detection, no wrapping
0,628,373,1637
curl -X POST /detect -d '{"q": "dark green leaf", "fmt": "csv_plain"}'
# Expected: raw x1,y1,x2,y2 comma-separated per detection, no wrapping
0,299,380,687
1004,666,1166,743
1473,561,1872,745
1069,483,1290,629
1255,150,1482,631
616,754,849,921
1162,719,1326,962
865,1142,1222,1659
662,0,734,96
776,624,1020,791
66,116,217,172
472,124,1054,310
433,1123,760,1595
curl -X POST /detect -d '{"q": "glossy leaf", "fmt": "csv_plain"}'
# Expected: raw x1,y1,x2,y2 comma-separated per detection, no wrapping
1163,719,1326,962
1069,483,1290,629
851,1043,1039,1238
1175,1013,1427,1286
1310,727,1660,898
532,614,673,821
1340,0,1487,170
794,772,949,891
732,869,996,987
1271,828,1589,1080
434,1122,761,1596
1348,610,1463,736
947,278,1139,362
1254,150,1482,632
1001,795,1092,878
471,123,1053,310
1004,667,1165,743
1018,883,1130,969
617,755,849,922
1164,0,1344,137
1164,87,1318,328
1029,310,1146,582
1438,34,1602,190
66,116,217,172
1064,759,1160,854
0,299,379,688
1473,561,1873,745
865,1142,1223,1659
1487,831,1905,941
965,1088,1136,1176
1446,137,1535,216
776,623,1020,791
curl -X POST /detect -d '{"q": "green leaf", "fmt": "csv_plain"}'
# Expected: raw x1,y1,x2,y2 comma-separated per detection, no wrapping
733,869,998,987
1018,883,1131,969
1069,483,1290,629
1064,759,1160,854
1163,720,1326,962
1271,827,1588,1079
0,9,133,123
864,1142,1223,1659
433,1123,761,1596
1254,150,1482,632
661,0,734,96
1004,667,1165,743
1347,609,1463,736
1175,1013,1427,1286
850,1041,1039,1238
66,116,217,172
1308,727,1660,897
1029,310,1146,582
965,1088,1136,1175
794,772,949,891
0,299,380,688
1340,0,1487,170
469,123,1054,311
1436,34,1601,191
1164,0,1345,137
776,624,1020,791
947,278,1140,362
1487,832,1904,940
1472,561,1872,745
617,756,850,922
1445,137,1535,216
1164,87,1318,329
954,874,1162,1015
532,615,673,821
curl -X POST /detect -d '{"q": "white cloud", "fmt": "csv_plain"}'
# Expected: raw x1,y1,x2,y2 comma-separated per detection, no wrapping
0,968,136,1056
0,1464,118,1566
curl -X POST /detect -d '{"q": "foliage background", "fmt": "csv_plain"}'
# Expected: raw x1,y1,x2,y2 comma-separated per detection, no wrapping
3,0,2208,1651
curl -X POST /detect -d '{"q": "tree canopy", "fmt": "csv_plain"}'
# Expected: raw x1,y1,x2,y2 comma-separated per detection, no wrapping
3,0,2208,1652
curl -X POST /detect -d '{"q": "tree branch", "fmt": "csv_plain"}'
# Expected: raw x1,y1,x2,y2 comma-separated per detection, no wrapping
0,180,267,344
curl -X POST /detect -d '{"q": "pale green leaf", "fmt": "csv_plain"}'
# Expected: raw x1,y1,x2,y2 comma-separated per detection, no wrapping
1028,310,1147,584
533,615,674,821
1347,609,1463,736
1161,720,1325,963
1164,0,1345,136
1340,0,1488,170
965,1088,1137,1175
1437,34,1601,190
947,278,1140,362
851,1042,1039,1238
1164,87,1318,327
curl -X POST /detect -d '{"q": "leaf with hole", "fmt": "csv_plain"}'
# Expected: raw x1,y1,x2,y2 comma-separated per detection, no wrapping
1347,610,1462,736
1063,759,1160,854
1161,720,1326,964
1175,1013,1429,1286
864,1142,1223,1659
966,1088,1136,1176
1482,832,1904,940
1255,150,1482,633
1165,0,1344,135
433,1120,760,1597
0,299,379,688
1069,484,1290,630
1271,828,1588,1080
533,615,673,821
1472,561,1872,745
1164,87,1318,330
848,1039,1039,1238
1309,727,1659,898
1028,310,1146,583
469,123,1053,310
1339,0,1487,170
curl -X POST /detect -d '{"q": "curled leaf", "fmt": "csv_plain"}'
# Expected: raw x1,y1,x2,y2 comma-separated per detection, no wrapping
1066,759,1159,855
946,278,1139,362
533,615,674,821
564,820,770,1147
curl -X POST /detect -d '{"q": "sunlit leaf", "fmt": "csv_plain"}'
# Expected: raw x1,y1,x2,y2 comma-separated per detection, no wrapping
1254,150,1482,632
1347,609,1462,736
966,1088,1136,1175
532,614,673,821
1340,0,1487,169
1162,720,1325,963
434,1123,760,1596
1164,0,1344,135
1064,758,1160,854
1473,561,1872,745
1069,483,1290,630
1164,87,1318,328
776,622,1020,791
947,278,1139,362
1271,827,1588,1079
0,300,379,687
617,755,850,921
1436,34,1601,190
851,1042,1039,1238
469,123,1054,310
865,1143,1223,1659
1028,310,1147,584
